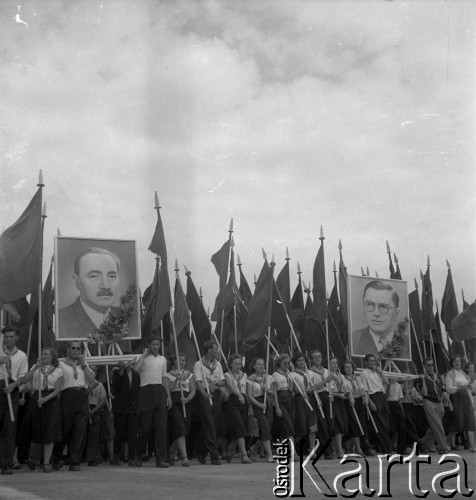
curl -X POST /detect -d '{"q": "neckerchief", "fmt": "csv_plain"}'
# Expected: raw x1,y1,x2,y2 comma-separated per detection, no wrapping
330,371,344,393
169,369,190,390
277,368,293,391
201,356,218,376
345,374,361,395
63,357,80,379
293,368,309,390
3,346,18,379
40,365,56,390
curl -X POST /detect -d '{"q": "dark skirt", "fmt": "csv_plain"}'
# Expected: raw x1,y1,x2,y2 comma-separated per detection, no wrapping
251,395,273,442
294,394,317,440
223,393,248,440
275,390,294,439
168,391,192,440
346,397,364,438
30,391,62,444
333,397,348,435
449,390,476,433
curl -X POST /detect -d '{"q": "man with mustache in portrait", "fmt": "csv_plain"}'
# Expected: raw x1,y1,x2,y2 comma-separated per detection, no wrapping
58,247,122,339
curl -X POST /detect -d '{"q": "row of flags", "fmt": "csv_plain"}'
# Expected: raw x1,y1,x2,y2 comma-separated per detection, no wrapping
0,181,475,373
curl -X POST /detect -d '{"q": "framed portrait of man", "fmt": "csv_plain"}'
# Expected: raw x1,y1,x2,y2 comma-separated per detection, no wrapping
348,275,411,361
54,237,141,341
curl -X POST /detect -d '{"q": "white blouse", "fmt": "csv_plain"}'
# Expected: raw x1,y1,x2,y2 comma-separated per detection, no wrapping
246,374,275,398
309,367,329,393
166,371,193,393
225,371,247,394
32,366,63,391
272,371,293,391
446,369,470,395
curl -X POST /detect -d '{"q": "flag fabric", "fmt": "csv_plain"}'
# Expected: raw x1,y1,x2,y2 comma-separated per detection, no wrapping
312,241,326,322
451,302,476,342
173,278,190,338
421,269,436,340
338,251,348,336
409,289,424,345
388,253,396,279
271,260,291,345
441,267,459,335
211,240,233,321
214,249,239,337
433,310,449,373
238,265,252,307
142,258,171,337
394,257,402,280
185,271,212,352
243,260,274,355
290,275,305,326
0,188,43,303
147,208,173,324
297,293,323,355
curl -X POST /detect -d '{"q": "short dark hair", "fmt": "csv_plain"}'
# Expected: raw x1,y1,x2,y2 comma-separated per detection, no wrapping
1,325,18,335
363,280,399,307
423,357,434,365
73,247,120,275
364,353,376,363
203,340,217,353
147,335,161,346
250,357,265,371
67,341,82,350
450,355,463,368
273,353,290,371
342,360,356,373
292,351,307,365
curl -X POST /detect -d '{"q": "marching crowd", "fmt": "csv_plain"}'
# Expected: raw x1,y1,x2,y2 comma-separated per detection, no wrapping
1,324,475,475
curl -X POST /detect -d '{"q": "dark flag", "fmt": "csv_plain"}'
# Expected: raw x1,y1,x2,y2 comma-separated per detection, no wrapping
271,259,291,345
394,253,402,280
0,188,42,303
441,264,464,357
238,263,252,307
338,241,348,336
421,268,436,341
172,276,197,367
298,292,324,355
147,199,173,325
312,239,326,322
185,270,212,352
433,309,449,373
386,242,396,279
243,260,274,356
210,238,231,321
290,273,305,327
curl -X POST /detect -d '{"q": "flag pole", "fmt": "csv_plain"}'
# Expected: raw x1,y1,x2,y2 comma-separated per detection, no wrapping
233,305,238,355
37,172,46,404
262,329,270,414
325,291,332,419
190,314,212,406
173,261,187,418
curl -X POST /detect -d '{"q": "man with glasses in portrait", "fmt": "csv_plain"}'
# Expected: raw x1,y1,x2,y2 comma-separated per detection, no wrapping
352,280,409,358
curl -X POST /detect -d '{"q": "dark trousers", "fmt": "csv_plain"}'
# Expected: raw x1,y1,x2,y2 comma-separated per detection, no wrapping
54,388,89,465
0,383,19,468
196,390,222,460
85,408,102,462
388,401,407,454
135,385,168,463
113,412,137,459
368,392,392,454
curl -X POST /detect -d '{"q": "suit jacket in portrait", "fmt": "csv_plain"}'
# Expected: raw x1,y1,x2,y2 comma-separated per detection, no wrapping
58,297,120,339
351,326,410,359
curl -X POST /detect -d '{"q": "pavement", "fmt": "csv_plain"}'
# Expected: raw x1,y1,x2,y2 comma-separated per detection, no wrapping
0,451,475,500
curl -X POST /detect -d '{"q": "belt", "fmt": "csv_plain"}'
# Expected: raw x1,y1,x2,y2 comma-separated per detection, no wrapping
63,386,88,392
424,396,441,403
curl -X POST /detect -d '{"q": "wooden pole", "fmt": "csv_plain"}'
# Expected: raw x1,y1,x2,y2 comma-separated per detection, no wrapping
170,306,186,418
233,305,238,354
0,311,15,422
263,328,270,413
190,315,212,406
37,179,46,403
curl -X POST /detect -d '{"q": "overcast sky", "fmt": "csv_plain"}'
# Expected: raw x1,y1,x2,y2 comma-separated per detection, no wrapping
1,0,474,320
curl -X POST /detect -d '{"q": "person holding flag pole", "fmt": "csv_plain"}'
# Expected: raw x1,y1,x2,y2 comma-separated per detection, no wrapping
192,332,224,465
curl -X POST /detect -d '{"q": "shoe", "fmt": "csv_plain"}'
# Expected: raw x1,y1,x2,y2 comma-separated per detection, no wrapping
182,458,190,467
1,467,13,475
68,464,80,471
142,454,151,462
211,458,221,465
168,456,175,466
156,461,169,468
241,454,252,464
109,458,121,466
11,462,21,470
43,465,53,473
52,460,63,470
26,459,37,471
88,460,98,466
197,456,206,465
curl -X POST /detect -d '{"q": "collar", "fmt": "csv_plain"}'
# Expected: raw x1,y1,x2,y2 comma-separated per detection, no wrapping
369,329,394,350
80,299,110,328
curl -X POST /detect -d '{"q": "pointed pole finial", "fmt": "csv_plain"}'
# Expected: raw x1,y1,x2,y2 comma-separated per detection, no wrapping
333,260,336,273
207,307,210,318
57,227,61,236
237,254,241,266
229,218,234,233
427,254,431,267
361,266,365,276
297,262,301,275
319,225,325,241
366,267,370,276
303,281,310,293
42,202,47,218
386,240,391,254
414,278,418,290
270,254,276,267
37,170,44,187
446,259,450,268
262,248,267,260
253,273,257,285
154,191,161,210
338,239,342,252
435,299,439,311
393,252,399,264
420,270,424,281
174,258,179,272
285,247,290,261
375,271,379,278
199,287,203,298
184,264,190,276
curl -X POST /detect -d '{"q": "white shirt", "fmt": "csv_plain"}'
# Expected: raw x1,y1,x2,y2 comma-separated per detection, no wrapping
446,369,470,395
58,359,88,389
89,381,106,406
272,371,293,391
247,374,275,398
32,366,63,391
193,359,224,385
387,381,403,401
225,371,247,395
80,299,110,328
360,368,386,395
0,348,28,381
309,367,329,393
290,371,310,394
166,371,193,393
137,354,166,387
